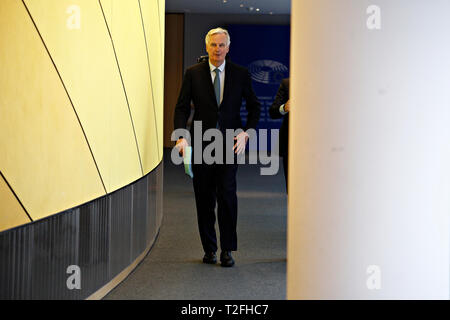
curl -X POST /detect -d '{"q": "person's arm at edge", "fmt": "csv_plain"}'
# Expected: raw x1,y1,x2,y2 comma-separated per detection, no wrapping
269,79,289,119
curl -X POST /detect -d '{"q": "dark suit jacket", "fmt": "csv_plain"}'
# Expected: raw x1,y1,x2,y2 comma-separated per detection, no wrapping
269,78,289,157
174,60,260,147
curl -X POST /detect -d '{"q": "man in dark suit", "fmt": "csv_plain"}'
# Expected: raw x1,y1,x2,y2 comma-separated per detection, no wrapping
269,78,289,192
173,27,260,267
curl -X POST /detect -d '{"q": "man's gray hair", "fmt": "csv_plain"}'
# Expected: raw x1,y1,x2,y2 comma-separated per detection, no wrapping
205,27,231,47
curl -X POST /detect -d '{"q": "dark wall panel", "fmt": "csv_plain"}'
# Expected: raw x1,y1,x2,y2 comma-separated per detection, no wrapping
78,197,110,298
37,212,80,299
147,168,157,245
109,186,132,279
0,227,33,299
0,162,163,300
131,176,148,261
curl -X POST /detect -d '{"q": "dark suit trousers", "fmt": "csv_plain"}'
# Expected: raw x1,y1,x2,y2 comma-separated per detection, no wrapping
192,162,238,253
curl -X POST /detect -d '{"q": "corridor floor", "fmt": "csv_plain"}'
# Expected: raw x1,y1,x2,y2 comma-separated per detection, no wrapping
104,149,287,300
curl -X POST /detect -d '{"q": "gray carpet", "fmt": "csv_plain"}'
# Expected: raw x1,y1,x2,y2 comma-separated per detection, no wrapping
104,149,287,300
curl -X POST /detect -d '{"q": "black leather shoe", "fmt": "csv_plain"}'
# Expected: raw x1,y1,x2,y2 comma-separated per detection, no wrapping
203,252,217,264
220,251,235,267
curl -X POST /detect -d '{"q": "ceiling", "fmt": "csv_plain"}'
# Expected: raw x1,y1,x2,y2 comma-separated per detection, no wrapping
165,0,291,15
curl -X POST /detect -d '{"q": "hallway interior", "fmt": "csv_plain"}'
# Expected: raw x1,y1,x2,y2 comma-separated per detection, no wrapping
104,149,287,299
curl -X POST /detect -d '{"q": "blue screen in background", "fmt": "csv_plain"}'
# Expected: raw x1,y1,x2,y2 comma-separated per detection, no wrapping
226,24,290,152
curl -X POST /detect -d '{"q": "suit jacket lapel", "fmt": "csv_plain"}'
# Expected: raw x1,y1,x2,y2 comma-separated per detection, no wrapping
221,61,232,107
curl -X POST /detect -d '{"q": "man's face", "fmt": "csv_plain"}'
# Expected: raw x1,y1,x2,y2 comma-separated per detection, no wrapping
206,33,229,67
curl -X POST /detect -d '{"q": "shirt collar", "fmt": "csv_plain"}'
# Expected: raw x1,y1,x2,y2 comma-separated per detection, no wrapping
209,60,226,73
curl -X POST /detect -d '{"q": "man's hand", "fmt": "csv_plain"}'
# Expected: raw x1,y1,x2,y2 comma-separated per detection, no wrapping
175,138,188,157
233,131,249,155
284,99,290,113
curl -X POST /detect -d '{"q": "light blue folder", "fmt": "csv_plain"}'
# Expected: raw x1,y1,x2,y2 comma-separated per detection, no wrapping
184,146,193,178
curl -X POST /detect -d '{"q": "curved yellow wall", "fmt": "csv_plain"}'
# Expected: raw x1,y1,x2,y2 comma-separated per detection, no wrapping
0,0,164,231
